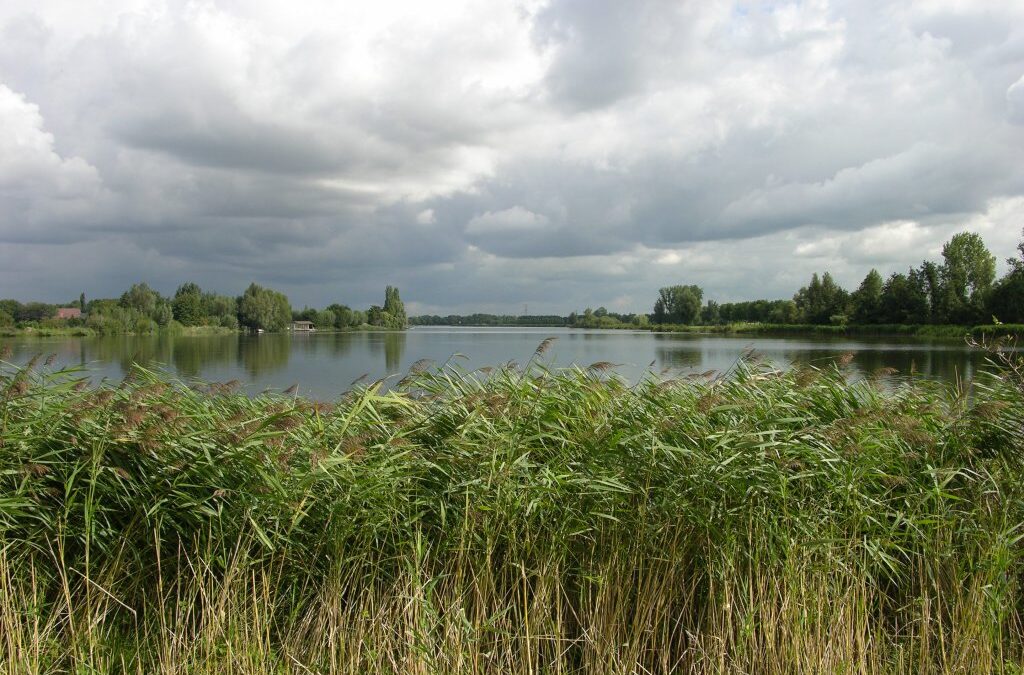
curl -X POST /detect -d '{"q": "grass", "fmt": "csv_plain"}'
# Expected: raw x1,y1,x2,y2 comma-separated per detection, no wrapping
0,324,236,339
1,342,1023,673
0,326,95,338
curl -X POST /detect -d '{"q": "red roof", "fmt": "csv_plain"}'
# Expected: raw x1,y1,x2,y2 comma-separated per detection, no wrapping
56,307,82,319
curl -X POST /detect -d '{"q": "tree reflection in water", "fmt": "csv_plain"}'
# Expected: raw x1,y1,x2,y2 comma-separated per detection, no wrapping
238,333,291,377
0,330,1009,400
366,332,407,373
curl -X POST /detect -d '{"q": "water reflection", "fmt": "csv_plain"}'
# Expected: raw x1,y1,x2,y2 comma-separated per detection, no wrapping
0,328,1011,400
366,332,407,372
173,336,237,377
655,345,704,369
652,335,985,383
238,334,291,377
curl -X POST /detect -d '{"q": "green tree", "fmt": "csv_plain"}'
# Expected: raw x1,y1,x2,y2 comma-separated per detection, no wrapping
989,228,1024,323
917,261,942,323
120,282,159,317
367,305,386,327
939,232,996,324
327,304,354,328
768,300,799,324
315,310,336,330
172,283,204,326
701,300,721,325
79,292,86,311
851,269,884,324
1008,227,1024,272
383,286,407,328
653,285,703,324
879,271,929,324
794,272,849,324
154,302,174,327
988,270,1024,324
0,300,20,320
237,283,292,331
18,302,55,322
202,293,236,321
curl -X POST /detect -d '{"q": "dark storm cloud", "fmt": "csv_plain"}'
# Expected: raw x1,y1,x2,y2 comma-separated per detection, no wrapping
0,0,1023,312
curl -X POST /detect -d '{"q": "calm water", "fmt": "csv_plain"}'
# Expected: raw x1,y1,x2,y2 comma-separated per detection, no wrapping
0,327,1001,399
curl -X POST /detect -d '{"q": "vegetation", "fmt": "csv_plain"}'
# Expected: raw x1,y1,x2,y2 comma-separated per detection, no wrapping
653,229,1022,330
653,284,704,324
172,282,239,329
570,307,648,329
2,282,409,335
294,304,367,330
411,313,569,327
0,340,1023,673
652,321,1024,339
411,309,649,329
237,283,292,332
367,285,408,330
418,230,1020,336
295,286,407,331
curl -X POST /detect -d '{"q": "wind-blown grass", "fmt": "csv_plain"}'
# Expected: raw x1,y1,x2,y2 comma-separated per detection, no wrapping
1,347,1023,673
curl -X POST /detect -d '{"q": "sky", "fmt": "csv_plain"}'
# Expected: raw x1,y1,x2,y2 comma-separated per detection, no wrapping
1,0,1023,315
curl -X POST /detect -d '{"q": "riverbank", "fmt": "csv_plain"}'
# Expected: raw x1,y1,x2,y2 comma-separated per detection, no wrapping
0,324,237,339
2,348,1022,673
0,326,95,338
408,319,1024,339
649,322,1024,338
0,324,409,339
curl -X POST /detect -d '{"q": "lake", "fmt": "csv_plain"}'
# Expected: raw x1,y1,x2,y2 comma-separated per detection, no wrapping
0,327,1003,399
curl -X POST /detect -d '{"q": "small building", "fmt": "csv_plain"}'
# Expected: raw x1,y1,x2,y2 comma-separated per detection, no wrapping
291,320,315,332
56,307,82,320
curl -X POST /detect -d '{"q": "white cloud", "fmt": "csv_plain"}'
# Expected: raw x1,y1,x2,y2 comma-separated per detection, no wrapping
0,85,106,241
466,206,550,235
415,208,436,225
655,251,682,265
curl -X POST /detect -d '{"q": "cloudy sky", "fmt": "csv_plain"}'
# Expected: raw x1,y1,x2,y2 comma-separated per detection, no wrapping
2,0,1023,314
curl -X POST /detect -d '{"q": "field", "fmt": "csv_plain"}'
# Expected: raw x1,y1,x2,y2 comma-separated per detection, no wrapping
1,342,1023,673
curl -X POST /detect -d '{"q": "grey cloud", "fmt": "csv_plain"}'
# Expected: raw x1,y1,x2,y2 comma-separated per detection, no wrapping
0,0,1023,313
532,0,711,111
718,143,1006,233
1009,75,1024,124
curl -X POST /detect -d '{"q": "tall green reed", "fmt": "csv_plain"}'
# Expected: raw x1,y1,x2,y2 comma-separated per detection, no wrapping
1,346,1022,672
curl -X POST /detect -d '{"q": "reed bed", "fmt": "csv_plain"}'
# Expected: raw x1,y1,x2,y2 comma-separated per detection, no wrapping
1,346,1023,673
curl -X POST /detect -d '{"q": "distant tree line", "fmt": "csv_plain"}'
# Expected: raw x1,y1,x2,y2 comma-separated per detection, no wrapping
293,285,407,331
410,314,568,327
1,282,408,334
569,307,649,328
410,308,649,329
653,230,1024,327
